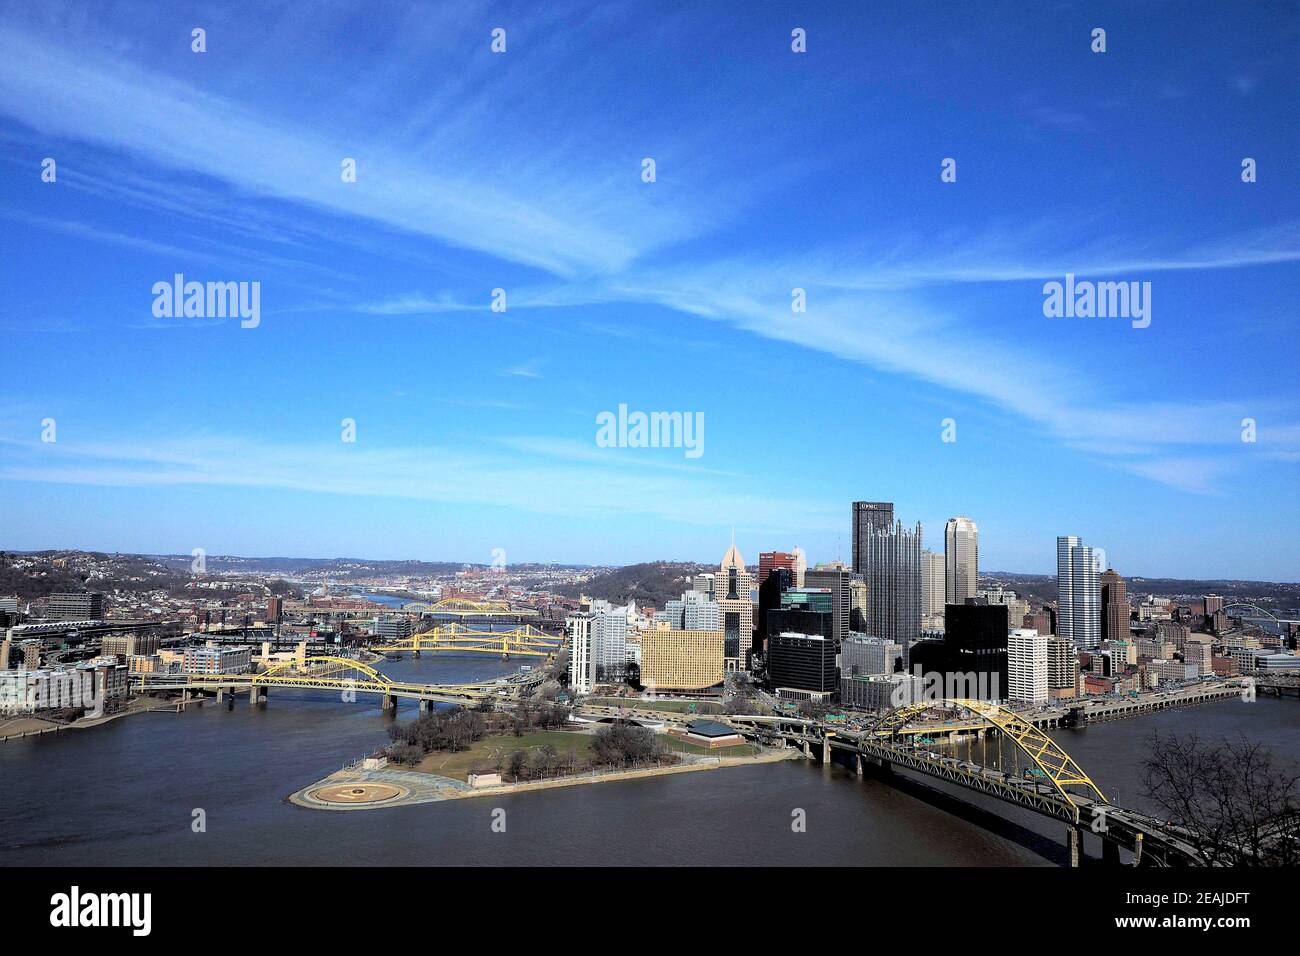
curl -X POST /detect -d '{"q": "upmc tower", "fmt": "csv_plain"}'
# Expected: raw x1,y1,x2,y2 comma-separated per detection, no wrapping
851,501,894,574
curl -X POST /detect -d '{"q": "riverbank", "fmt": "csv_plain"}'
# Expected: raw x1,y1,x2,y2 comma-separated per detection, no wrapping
0,696,180,741
289,746,797,811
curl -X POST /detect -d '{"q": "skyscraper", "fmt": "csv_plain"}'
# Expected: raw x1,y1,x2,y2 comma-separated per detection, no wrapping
767,632,837,697
566,612,596,693
591,603,628,679
1008,628,1049,706
1057,536,1101,650
944,601,1008,700
804,563,854,645
758,551,798,586
944,516,978,605
718,533,755,663
852,501,894,575
662,590,721,631
1047,636,1078,697
864,520,922,648
755,566,791,657
921,549,945,629
1101,569,1129,645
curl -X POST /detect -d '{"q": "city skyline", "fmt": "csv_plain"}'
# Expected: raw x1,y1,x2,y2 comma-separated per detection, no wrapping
0,2,1297,579
1,519,1297,585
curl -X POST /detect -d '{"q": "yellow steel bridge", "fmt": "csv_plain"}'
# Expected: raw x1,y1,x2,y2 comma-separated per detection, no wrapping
411,598,539,618
136,656,510,705
853,698,1109,823
372,624,562,658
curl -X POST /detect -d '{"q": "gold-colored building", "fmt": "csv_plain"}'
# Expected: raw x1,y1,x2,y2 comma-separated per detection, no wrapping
639,629,724,692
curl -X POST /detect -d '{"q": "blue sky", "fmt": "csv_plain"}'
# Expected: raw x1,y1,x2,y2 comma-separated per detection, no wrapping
0,0,1297,579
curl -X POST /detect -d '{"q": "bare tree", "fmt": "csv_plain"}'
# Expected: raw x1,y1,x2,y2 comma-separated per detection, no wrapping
1142,731,1300,866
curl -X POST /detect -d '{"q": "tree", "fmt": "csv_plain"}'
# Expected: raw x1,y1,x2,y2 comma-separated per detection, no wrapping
506,749,528,782
1142,731,1300,866
797,697,829,720
386,742,423,766
531,744,560,778
589,723,666,767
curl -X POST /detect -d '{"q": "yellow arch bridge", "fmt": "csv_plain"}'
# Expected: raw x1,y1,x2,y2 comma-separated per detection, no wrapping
135,656,526,713
373,624,563,658
726,700,1208,866
409,598,539,619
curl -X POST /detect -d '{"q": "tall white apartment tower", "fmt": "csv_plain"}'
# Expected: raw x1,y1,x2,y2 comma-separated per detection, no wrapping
921,550,945,629
1008,628,1049,706
1057,535,1101,650
594,607,627,678
566,613,596,694
944,516,979,606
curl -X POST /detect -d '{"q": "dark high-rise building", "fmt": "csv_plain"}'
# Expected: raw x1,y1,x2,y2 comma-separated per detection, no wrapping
907,603,1008,701
767,632,837,695
765,607,834,643
942,602,1008,700
907,638,948,680
804,565,854,646
852,501,894,574
863,521,922,648
1101,569,1129,644
755,566,791,657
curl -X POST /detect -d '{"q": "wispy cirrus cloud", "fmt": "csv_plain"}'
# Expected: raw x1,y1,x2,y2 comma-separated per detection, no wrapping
0,433,840,534
1,1,1296,512
0,11,726,278
398,223,1299,494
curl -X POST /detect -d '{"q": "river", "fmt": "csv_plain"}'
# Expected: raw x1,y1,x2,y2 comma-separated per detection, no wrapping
1,657,1296,866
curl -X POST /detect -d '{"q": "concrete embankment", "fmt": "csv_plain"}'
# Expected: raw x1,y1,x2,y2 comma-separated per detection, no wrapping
0,698,179,741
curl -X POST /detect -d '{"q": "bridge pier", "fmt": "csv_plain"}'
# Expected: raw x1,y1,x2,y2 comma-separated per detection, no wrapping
381,693,399,715
249,686,267,708
802,739,812,759
855,753,864,778
419,699,437,716
1066,826,1082,868
1102,838,1121,866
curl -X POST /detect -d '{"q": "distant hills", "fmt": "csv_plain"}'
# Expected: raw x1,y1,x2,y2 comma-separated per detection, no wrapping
554,561,715,608
982,571,1299,609
148,555,472,577
3,550,1295,611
